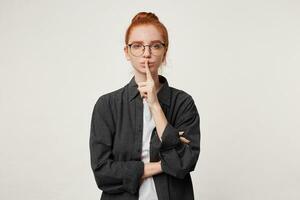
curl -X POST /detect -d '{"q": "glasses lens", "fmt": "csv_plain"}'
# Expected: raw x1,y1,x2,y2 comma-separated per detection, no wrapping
150,43,164,56
130,43,144,56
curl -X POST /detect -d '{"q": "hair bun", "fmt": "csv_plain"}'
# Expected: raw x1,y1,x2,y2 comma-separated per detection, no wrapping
131,12,159,23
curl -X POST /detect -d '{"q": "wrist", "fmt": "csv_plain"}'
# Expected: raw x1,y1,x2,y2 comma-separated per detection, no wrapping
142,162,163,179
149,101,161,112
157,161,162,172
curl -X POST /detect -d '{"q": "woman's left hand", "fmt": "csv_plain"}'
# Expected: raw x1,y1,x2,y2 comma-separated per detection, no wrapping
137,59,159,107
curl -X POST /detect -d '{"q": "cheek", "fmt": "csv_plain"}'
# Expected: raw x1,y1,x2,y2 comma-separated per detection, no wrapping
132,60,140,67
154,56,164,65
130,60,141,70
128,57,138,65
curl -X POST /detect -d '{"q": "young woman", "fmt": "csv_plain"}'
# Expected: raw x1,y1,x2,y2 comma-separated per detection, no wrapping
90,12,201,200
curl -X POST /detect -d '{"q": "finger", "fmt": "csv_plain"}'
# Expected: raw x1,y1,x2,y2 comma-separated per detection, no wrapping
179,131,184,136
179,136,190,144
142,95,147,99
145,60,153,81
140,92,147,98
137,86,147,94
137,81,147,87
180,137,190,144
137,86,148,93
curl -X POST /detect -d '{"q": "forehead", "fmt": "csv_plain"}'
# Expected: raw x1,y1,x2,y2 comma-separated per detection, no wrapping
128,25,163,44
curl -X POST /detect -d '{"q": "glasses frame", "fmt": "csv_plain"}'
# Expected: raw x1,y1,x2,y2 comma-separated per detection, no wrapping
127,41,166,57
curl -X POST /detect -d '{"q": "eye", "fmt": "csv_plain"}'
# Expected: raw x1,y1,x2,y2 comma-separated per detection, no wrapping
152,43,163,49
131,43,143,49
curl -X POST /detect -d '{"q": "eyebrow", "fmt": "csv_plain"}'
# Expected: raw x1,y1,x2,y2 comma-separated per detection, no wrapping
130,40,163,44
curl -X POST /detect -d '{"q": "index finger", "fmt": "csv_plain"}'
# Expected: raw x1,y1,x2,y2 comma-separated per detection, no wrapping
145,60,153,81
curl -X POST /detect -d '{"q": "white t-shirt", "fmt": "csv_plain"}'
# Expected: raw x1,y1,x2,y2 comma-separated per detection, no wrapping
138,98,159,200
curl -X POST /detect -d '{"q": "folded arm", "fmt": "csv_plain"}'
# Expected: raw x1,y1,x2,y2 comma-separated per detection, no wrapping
150,94,201,179
89,95,145,194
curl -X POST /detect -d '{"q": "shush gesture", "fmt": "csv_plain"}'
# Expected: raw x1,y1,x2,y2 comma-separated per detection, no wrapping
137,59,159,107
136,60,191,145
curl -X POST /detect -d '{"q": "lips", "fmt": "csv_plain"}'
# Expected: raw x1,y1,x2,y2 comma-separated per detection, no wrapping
140,61,154,65
140,63,154,68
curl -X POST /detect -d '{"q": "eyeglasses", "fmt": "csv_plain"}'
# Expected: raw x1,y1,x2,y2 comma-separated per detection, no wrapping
127,42,166,57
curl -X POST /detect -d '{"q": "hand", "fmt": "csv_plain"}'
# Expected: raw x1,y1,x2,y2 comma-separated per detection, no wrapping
137,59,159,107
179,131,191,144
140,161,163,181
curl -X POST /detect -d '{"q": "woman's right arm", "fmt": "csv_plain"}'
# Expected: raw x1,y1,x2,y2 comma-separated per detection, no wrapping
89,95,144,195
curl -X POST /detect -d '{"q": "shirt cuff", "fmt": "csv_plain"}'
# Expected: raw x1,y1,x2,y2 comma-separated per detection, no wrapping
123,161,144,194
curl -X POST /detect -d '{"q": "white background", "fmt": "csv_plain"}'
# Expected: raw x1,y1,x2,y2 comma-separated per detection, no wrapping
0,0,299,199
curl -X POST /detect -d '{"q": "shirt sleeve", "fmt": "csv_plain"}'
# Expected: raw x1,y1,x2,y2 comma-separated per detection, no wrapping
159,94,201,179
89,95,144,194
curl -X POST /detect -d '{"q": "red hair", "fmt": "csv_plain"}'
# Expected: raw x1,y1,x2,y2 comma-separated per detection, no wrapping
125,12,169,65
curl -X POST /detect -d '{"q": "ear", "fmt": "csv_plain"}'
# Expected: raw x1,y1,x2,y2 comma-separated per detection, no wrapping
124,46,130,61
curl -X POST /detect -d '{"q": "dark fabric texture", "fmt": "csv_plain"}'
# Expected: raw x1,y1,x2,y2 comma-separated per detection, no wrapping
89,75,201,200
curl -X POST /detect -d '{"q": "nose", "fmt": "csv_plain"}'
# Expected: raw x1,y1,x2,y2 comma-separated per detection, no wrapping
143,46,151,58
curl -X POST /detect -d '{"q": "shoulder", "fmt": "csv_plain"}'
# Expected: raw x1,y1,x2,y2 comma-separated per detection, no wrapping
169,86,195,106
93,86,124,110
168,86,199,119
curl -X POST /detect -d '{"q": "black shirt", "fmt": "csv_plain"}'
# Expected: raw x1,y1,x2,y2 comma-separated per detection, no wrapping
89,74,201,200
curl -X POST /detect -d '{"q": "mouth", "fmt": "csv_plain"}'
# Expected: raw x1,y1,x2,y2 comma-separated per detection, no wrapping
140,62,154,66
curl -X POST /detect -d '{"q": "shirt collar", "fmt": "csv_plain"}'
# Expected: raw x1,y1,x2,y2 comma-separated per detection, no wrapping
127,74,171,106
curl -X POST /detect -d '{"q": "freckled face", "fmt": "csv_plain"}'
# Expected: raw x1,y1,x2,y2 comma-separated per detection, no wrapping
124,25,167,74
